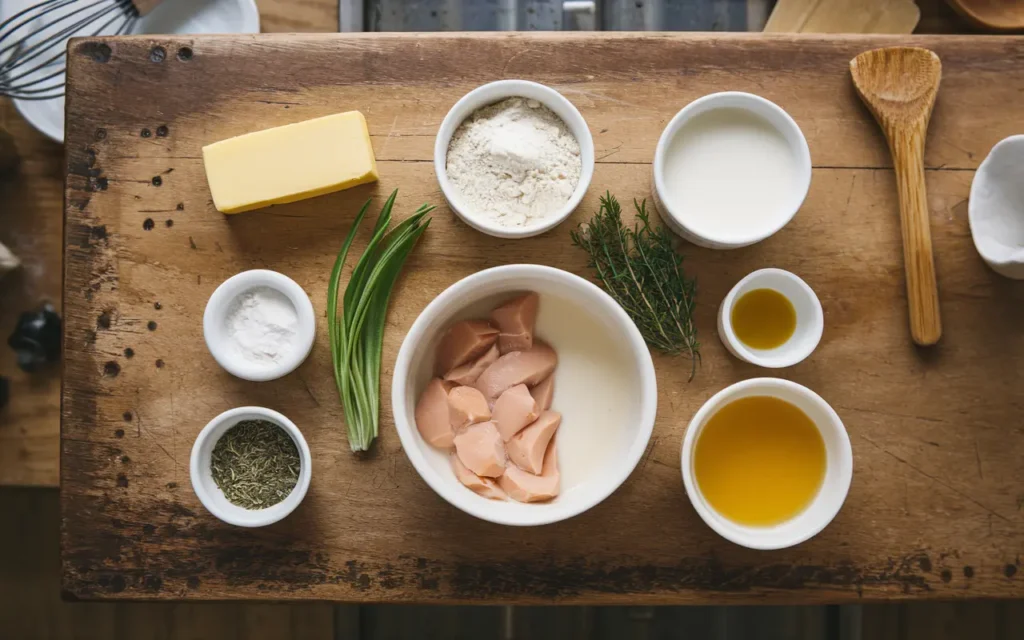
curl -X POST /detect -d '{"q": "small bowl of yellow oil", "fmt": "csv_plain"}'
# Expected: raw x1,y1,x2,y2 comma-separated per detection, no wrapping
718,268,822,368
681,378,852,550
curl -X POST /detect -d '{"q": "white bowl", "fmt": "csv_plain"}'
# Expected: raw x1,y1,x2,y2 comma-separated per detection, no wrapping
680,378,852,550
391,265,656,526
190,406,312,527
717,268,823,368
968,134,1024,280
434,79,595,239
203,269,316,382
652,91,812,249
3,0,260,143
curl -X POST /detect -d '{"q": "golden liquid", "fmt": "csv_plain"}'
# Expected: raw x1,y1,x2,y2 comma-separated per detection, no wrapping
731,288,796,350
693,396,826,527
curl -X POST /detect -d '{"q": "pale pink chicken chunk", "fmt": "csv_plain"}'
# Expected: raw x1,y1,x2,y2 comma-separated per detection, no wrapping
492,384,539,441
447,386,491,430
491,293,539,354
530,375,555,411
435,320,499,375
451,453,506,500
506,411,561,474
415,378,457,449
453,421,506,478
499,440,560,503
474,342,557,402
443,343,499,386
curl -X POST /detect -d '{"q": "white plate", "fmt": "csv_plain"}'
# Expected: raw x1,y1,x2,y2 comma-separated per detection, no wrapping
2,0,260,143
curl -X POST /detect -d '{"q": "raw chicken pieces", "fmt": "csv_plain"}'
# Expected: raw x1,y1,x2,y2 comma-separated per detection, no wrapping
414,378,456,448
435,320,498,374
414,291,561,503
491,293,539,354
453,422,506,477
473,342,557,403
447,386,490,430
444,343,499,386
506,411,561,475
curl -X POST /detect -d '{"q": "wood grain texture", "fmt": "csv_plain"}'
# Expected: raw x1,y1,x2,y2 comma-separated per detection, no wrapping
60,33,1024,604
851,47,943,346
0,487,335,638
0,0,337,490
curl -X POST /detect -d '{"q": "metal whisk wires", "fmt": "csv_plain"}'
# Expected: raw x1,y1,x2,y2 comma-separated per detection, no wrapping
0,0,139,100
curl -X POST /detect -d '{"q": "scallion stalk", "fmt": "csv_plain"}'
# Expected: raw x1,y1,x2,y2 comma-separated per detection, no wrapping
328,190,433,451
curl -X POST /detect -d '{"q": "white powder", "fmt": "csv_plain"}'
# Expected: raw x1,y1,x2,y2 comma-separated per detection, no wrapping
224,287,298,366
446,97,581,228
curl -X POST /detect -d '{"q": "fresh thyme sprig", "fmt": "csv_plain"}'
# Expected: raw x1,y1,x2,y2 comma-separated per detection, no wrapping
570,192,700,378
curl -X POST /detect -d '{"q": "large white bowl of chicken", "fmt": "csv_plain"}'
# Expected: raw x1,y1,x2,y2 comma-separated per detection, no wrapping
391,264,657,526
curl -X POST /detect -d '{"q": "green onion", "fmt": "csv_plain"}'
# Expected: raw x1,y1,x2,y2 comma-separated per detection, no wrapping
328,190,433,452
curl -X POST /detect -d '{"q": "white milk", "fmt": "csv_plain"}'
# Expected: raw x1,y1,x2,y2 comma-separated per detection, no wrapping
662,107,799,241
533,294,638,492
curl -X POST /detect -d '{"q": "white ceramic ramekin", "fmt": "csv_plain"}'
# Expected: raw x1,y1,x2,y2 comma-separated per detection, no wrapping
190,406,312,528
717,268,823,368
968,134,1024,280
391,264,656,526
434,79,595,239
203,269,316,382
681,378,852,550
652,91,812,249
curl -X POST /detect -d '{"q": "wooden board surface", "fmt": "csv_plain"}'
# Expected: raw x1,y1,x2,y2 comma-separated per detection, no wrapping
61,32,1024,604
0,0,975,491
0,0,341,489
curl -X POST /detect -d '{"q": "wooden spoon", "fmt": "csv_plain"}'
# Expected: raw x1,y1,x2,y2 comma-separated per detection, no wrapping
851,47,942,346
945,0,1024,32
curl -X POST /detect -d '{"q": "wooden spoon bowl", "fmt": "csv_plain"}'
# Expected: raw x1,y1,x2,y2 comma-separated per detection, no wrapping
851,47,943,346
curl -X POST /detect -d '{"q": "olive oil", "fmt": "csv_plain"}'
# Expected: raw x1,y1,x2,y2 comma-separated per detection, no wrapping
731,288,796,350
694,396,825,527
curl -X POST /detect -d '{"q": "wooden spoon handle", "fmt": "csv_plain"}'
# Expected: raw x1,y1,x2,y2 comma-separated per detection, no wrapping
889,126,942,346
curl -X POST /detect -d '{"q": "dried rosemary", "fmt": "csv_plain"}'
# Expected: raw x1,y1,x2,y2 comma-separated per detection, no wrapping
211,419,300,510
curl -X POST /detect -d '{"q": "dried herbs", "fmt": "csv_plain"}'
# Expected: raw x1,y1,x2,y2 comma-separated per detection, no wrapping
210,419,300,509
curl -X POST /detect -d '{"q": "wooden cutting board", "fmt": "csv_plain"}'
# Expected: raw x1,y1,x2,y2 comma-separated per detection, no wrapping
61,33,1024,603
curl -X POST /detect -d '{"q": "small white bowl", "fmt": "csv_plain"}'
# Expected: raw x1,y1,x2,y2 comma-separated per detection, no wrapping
718,268,823,368
391,264,656,526
652,91,812,249
203,269,315,382
681,378,852,550
969,134,1024,280
190,406,312,528
434,79,595,239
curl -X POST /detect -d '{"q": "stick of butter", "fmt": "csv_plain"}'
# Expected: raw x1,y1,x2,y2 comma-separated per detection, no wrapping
202,111,378,214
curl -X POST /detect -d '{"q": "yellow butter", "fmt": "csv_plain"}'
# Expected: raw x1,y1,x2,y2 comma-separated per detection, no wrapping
202,111,378,214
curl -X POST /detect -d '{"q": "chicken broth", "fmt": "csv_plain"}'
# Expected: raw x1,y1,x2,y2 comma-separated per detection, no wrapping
693,395,825,526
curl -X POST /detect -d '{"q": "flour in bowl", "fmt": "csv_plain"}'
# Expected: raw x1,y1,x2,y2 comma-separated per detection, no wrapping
445,97,581,228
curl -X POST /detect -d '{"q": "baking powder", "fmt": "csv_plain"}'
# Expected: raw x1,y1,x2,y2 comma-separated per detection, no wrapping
225,287,298,365
446,97,581,228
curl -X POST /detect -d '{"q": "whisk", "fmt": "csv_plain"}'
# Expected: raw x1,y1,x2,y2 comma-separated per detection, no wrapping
0,0,162,100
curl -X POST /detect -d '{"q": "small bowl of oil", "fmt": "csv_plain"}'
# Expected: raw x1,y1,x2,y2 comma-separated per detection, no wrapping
681,378,853,550
717,268,822,368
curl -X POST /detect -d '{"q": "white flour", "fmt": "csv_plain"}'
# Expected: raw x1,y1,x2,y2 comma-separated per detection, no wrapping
446,97,581,228
225,287,298,365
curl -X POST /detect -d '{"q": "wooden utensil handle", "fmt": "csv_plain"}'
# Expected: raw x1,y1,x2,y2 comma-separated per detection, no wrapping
889,126,942,346
130,0,164,16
